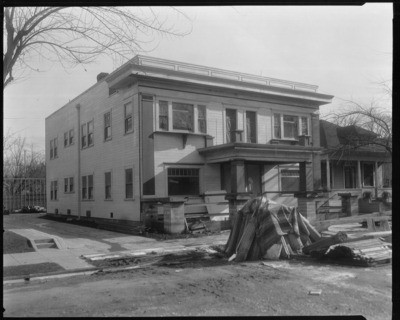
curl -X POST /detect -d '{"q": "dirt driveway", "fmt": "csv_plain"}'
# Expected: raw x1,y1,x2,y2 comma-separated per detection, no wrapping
3,251,392,318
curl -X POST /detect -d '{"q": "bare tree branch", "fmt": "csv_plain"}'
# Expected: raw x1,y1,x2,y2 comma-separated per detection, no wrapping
3,6,192,89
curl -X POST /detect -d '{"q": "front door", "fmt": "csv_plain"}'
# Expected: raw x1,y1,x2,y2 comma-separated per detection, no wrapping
245,164,261,196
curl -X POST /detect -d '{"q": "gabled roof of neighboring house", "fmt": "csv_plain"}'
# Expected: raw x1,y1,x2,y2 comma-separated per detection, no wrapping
319,119,387,155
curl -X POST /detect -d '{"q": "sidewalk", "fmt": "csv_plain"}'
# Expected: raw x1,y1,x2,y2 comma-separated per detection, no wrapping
4,223,230,278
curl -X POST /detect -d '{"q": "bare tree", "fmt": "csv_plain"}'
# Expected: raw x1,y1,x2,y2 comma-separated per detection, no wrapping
324,80,392,156
3,7,191,89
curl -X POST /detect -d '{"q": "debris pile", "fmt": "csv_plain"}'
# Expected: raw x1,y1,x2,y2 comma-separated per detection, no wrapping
323,238,392,266
224,196,322,262
225,196,392,266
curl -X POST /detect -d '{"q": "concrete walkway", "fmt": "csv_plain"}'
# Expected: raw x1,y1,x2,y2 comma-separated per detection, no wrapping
4,214,230,274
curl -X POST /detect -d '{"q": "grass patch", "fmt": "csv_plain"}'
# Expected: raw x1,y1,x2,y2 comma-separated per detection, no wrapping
3,231,35,254
3,262,65,278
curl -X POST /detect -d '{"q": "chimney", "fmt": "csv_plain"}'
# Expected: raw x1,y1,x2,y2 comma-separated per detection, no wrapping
97,72,109,82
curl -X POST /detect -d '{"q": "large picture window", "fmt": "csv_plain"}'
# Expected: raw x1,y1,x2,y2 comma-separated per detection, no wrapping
172,102,194,131
363,163,374,187
168,168,200,196
280,170,299,192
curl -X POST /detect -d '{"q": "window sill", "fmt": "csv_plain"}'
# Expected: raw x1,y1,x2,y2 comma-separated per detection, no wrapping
124,198,135,201
104,198,113,201
104,138,112,142
124,130,134,136
82,199,94,201
64,192,75,194
81,145,94,150
150,130,211,138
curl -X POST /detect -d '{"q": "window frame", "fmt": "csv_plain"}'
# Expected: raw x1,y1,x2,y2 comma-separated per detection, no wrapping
124,102,133,134
50,180,58,201
198,105,207,134
167,167,201,196
362,162,375,187
273,114,310,140
125,168,134,199
104,111,112,141
105,171,112,200
280,169,300,193
81,120,94,149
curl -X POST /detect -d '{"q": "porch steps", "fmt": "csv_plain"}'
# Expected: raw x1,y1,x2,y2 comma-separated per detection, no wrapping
33,238,57,249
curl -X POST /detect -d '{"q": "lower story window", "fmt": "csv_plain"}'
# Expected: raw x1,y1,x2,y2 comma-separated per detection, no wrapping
125,168,133,199
50,180,58,200
280,170,299,192
363,163,374,187
168,168,200,196
82,174,94,200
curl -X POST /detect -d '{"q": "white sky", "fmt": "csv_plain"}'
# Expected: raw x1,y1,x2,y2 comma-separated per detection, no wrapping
3,4,393,151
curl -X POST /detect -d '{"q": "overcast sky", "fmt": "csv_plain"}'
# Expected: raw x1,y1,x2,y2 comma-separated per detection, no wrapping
3,4,393,151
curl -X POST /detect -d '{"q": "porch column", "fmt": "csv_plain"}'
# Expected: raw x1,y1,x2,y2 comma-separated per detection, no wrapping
357,160,362,189
299,162,307,192
231,160,246,194
374,161,379,198
326,159,331,191
313,154,321,191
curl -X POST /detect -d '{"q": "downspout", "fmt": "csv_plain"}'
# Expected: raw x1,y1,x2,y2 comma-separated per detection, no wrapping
76,104,81,219
138,91,143,221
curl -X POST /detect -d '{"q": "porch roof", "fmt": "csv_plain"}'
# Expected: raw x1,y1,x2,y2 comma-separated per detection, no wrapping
197,142,321,164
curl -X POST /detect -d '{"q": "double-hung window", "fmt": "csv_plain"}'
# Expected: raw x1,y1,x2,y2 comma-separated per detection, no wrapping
104,112,112,141
64,129,74,147
50,180,58,200
81,120,94,148
283,115,299,139
82,174,94,200
125,168,133,199
64,177,74,193
105,172,112,199
159,101,169,131
273,114,309,140
124,102,133,133
50,138,58,159
198,105,207,134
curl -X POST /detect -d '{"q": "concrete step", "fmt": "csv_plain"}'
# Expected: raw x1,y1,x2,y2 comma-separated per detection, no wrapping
36,242,57,249
34,238,54,244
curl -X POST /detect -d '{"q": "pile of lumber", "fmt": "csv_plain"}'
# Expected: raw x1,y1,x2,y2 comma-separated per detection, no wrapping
224,196,322,262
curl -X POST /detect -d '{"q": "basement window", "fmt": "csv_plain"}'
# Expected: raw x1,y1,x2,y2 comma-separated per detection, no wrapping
168,168,200,196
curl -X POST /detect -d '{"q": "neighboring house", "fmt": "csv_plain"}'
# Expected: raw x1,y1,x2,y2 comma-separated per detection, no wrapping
319,119,392,198
45,55,333,224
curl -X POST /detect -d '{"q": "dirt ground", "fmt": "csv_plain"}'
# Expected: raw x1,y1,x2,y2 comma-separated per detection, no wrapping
3,252,392,318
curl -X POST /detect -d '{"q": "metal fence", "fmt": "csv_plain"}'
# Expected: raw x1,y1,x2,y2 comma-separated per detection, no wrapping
3,178,46,212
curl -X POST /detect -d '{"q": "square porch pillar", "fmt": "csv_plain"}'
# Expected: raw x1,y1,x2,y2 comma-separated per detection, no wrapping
299,161,307,192
231,160,246,194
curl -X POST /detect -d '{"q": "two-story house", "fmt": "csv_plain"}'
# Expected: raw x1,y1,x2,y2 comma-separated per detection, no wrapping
45,55,334,225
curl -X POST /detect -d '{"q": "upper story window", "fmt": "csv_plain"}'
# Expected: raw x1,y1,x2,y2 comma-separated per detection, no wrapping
124,102,133,133
50,138,58,159
198,105,207,134
64,129,74,148
157,100,206,134
81,120,94,149
172,102,194,131
159,101,169,131
104,111,112,141
273,114,309,140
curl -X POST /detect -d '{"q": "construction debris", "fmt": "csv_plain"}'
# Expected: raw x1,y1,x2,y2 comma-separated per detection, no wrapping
224,196,392,266
224,196,321,262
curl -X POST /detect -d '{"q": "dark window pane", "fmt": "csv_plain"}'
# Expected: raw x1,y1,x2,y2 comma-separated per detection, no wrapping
274,114,281,139
198,105,207,133
172,102,193,131
64,178,68,192
363,163,374,187
167,168,199,195
159,101,169,131
64,132,68,147
69,177,74,192
69,129,74,144
125,169,133,198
